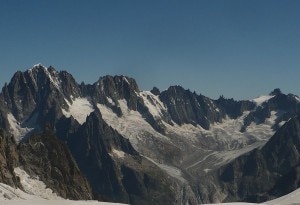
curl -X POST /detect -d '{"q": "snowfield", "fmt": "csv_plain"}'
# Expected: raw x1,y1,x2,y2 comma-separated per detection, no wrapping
203,187,300,204
62,97,94,124
2,182,300,205
0,181,125,204
14,167,61,200
265,187,300,204
0,184,125,204
1,200,126,205
97,99,171,148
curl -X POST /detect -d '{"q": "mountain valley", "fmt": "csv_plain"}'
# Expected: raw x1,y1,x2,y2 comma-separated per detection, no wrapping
0,64,300,205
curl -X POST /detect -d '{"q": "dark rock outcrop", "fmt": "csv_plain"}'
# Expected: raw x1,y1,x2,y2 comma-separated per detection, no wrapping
0,129,20,188
216,96,255,119
159,86,223,129
150,87,160,96
0,122,93,200
86,75,141,111
18,126,93,200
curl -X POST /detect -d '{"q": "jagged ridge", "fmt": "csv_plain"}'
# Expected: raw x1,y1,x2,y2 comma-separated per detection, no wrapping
0,64,300,204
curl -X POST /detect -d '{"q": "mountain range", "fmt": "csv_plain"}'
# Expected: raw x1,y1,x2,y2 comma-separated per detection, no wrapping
1,64,300,205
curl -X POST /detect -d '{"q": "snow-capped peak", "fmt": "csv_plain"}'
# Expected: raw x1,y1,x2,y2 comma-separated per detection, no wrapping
251,95,275,106
29,63,47,71
27,64,62,90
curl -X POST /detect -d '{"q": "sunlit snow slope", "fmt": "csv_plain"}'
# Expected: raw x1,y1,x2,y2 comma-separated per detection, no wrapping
0,182,125,204
2,180,300,205
202,188,300,205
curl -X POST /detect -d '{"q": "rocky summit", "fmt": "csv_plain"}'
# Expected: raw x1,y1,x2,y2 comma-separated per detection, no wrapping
0,64,300,204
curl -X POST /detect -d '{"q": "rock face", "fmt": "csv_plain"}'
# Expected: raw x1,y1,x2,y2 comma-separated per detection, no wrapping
89,75,140,110
59,111,139,202
18,125,93,200
215,96,256,119
0,129,20,188
159,86,224,129
0,125,92,200
0,64,81,130
213,115,300,203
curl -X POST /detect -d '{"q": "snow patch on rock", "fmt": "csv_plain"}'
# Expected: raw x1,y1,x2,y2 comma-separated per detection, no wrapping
97,99,170,148
14,167,61,200
139,91,167,119
62,97,94,125
0,182,40,200
251,95,275,106
7,113,34,142
110,149,125,159
106,97,115,106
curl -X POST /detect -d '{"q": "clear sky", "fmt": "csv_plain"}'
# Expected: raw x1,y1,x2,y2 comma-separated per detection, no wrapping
1,0,300,100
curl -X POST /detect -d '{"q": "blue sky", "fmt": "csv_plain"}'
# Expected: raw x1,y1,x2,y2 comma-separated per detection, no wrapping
1,0,300,100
